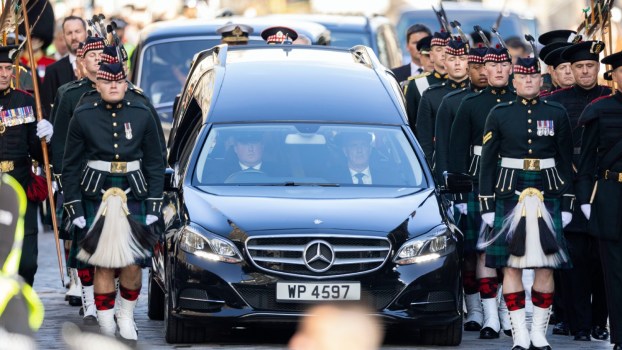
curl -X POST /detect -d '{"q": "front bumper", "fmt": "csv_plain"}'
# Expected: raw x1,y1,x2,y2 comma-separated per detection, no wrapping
168,246,461,328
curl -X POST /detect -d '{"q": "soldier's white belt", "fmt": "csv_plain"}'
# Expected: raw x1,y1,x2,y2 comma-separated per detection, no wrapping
87,160,140,174
500,157,555,171
473,145,482,156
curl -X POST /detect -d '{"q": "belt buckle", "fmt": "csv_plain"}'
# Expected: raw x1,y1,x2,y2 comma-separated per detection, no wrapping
0,161,14,172
523,159,540,171
110,161,127,174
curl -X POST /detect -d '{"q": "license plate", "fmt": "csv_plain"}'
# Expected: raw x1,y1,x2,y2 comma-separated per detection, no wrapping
276,282,361,301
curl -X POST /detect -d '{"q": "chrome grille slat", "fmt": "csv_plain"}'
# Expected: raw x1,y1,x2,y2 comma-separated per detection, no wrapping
245,235,392,278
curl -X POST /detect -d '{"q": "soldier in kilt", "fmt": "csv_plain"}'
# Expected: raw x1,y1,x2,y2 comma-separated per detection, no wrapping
479,53,574,350
448,42,516,338
62,62,164,341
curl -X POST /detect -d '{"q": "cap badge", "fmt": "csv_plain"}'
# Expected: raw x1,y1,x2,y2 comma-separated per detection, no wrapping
591,41,604,54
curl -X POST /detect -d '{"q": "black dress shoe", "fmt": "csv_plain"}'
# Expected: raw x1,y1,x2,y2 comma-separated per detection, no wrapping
464,320,482,331
504,329,513,336
512,347,528,350
613,343,621,350
67,296,82,306
552,321,569,335
479,326,499,339
573,329,591,341
591,325,609,340
529,344,552,350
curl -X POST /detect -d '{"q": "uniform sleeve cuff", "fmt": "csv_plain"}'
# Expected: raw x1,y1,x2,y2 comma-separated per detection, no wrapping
479,195,495,213
562,194,575,212
63,200,84,221
53,173,63,192
146,198,163,216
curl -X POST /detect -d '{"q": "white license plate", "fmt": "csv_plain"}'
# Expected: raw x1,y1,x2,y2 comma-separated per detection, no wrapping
276,282,361,301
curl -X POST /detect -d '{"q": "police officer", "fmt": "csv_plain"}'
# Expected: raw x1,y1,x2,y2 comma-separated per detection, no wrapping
62,62,164,341
0,45,54,286
404,31,449,131
448,43,516,339
50,36,105,312
576,50,622,350
217,23,253,46
479,54,574,350
546,40,610,342
416,37,470,166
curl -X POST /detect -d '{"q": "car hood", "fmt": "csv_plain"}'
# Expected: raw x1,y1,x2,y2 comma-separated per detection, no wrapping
183,186,442,238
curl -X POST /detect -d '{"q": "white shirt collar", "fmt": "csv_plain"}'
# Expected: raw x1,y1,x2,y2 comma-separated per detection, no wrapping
349,167,372,184
240,162,262,170
69,53,77,70
410,62,422,76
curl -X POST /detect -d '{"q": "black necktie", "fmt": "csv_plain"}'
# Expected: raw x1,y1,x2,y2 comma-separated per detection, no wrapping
354,173,365,185
417,68,423,74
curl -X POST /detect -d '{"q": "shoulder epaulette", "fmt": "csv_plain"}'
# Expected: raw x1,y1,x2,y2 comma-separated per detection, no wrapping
542,99,566,111
426,82,445,91
13,88,33,97
74,100,99,113
491,101,514,110
408,72,430,81
589,94,614,105
81,90,99,97
124,100,150,112
548,86,572,97
127,84,144,95
461,89,484,102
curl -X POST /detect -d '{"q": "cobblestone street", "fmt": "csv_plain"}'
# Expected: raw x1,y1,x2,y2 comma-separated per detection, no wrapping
30,231,613,349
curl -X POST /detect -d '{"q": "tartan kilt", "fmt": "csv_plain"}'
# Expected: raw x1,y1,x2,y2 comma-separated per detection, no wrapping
68,174,151,269
484,170,571,269
464,190,483,256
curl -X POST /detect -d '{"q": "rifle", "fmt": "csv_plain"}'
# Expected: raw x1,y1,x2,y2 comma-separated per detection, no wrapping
491,27,508,48
474,25,492,48
450,21,469,45
431,3,451,33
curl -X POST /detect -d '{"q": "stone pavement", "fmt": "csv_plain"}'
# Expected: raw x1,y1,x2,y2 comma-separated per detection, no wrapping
32,230,613,349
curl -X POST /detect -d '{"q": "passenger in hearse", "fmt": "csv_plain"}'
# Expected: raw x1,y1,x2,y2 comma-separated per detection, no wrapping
338,132,395,185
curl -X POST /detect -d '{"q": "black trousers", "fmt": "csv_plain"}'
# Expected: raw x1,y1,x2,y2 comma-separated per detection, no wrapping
600,238,622,343
552,270,566,323
561,232,608,332
18,233,38,286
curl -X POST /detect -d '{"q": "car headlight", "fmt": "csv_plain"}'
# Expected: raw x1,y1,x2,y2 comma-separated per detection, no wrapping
179,224,243,263
393,226,453,265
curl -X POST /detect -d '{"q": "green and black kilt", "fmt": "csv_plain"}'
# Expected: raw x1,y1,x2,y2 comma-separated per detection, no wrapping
55,192,73,240
484,169,571,269
464,189,483,256
68,174,151,269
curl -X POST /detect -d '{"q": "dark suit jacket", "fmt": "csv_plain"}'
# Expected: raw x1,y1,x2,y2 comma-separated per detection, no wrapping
391,64,411,84
204,159,289,183
41,56,76,118
337,161,401,185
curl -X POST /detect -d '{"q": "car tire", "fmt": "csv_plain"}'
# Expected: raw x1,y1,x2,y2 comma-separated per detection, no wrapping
421,317,462,346
164,287,214,343
147,269,165,320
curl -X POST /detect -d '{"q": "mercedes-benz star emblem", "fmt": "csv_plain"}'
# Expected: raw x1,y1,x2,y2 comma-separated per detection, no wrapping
303,240,335,273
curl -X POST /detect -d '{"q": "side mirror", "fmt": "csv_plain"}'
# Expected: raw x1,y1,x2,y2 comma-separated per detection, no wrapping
164,167,177,192
441,172,473,194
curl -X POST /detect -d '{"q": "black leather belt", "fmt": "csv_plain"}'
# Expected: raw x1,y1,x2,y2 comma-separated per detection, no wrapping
602,170,622,183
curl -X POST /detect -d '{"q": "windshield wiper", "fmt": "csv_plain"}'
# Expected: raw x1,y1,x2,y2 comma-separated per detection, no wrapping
262,182,341,187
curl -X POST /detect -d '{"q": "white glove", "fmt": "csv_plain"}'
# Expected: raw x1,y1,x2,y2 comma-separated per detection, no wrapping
146,214,159,225
73,216,86,229
455,203,467,215
481,212,494,227
562,212,572,228
36,119,53,142
52,181,58,193
581,204,591,220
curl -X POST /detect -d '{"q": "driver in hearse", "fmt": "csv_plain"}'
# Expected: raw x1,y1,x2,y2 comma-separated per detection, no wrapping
216,132,285,182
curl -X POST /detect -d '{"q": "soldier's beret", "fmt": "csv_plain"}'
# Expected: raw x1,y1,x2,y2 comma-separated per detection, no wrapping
261,26,298,44
100,45,120,65
601,51,622,81
97,63,126,81
0,45,20,63
416,36,432,54
538,29,577,45
514,57,540,74
82,36,105,57
543,43,572,68
445,37,469,56
484,45,512,63
561,40,605,63
431,31,451,47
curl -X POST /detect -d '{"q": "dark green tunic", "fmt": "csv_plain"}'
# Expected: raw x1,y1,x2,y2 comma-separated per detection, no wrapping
415,78,468,167
404,70,447,133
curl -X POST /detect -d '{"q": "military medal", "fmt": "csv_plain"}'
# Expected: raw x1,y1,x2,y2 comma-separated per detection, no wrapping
548,120,554,136
124,122,133,140
543,121,550,136
537,120,543,136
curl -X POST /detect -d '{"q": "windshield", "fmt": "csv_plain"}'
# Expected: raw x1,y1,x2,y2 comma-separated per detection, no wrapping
138,38,265,106
328,31,371,49
193,124,426,187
